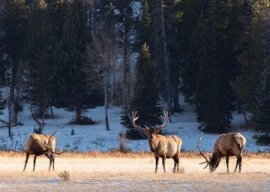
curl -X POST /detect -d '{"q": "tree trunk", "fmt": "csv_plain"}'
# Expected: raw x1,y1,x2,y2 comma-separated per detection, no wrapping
8,61,17,138
50,105,54,119
76,105,82,122
122,32,130,108
161,0,172,121
173,88,181,112
242,106,248,127
105,64,110,131
41,87,46,125
237,98,248,127
8,102,13,139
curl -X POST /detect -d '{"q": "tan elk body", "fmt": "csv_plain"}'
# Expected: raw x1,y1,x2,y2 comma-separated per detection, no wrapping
23,129,63,171
130,110,182,173
197,133,246,173
25,133,56,154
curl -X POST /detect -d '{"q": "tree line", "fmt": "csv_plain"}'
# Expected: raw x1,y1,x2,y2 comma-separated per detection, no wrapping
0,0,270,143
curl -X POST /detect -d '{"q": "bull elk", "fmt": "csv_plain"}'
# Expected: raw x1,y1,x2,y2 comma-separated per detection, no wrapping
23,128,64,171
197,133,246,173
129,110,182,173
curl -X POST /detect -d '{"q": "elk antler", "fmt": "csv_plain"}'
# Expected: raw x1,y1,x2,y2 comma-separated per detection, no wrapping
129,111,148,137
154,110,169,131
49,127,62,140
30,105,45,127
51,150,67,155
197,136,210,168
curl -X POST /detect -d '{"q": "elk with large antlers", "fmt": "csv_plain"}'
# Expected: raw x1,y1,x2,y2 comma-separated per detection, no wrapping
23,128,64,171
197,133,246,173
129,110,182,173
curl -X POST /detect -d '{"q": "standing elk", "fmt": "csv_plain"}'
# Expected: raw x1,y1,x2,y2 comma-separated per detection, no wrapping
197,133,246,173
23,128,64,171
129,110,182,173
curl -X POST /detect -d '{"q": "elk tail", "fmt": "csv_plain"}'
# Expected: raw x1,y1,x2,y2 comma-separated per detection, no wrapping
234,133,246,150
234,133,246,152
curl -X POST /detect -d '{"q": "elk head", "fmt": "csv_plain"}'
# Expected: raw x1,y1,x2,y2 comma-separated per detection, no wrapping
197,136,220,172
129,110,169,139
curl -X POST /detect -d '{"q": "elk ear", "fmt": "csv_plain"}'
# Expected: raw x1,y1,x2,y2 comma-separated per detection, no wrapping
144,129,151,136
42,149,49,153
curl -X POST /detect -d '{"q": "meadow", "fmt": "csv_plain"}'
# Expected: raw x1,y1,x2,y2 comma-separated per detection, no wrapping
0,152,269,192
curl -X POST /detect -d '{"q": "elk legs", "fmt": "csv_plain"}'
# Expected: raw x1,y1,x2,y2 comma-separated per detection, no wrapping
155,156,159,173
33,155,37,172
234,156,242,173
52,155,55,170
45,153,55,171
173,155,179,172
162,155,166,173
226,156,229,173
48,156,53,171
238,156,242,172
50,155,55,171
23,153,30,171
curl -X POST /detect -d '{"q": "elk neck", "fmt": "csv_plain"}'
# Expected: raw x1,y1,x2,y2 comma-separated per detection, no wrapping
210,152,221,171
148,134,164,153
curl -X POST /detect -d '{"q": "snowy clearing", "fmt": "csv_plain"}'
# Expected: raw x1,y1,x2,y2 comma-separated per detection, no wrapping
0,104,269,153
0,87,269,153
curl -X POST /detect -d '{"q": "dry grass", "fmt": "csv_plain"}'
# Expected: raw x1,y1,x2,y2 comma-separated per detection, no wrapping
1,150,270,159
58,171,70,182
0,153,270,191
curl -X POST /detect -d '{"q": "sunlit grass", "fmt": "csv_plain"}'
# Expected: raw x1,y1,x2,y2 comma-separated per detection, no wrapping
0,154,269,191
0,150,269,158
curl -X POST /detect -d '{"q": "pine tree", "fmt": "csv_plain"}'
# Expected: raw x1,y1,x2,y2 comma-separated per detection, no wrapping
1,0,28,63
195,0,238,133
121,43,162,139
114,0,135,108
138,0,151,46
147,0,183,115
180,0,205,102
253,3,270,144
254,64,270,144
55,0,96,124
47,0,69,108
1,0,28,137
230,1,266,128
90,0,118,130
25,0,52,121
121,0,162,139
164,0,183,112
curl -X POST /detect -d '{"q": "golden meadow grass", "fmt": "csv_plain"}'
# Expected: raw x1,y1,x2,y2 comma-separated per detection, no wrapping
0,152,269,191
0,150,269,158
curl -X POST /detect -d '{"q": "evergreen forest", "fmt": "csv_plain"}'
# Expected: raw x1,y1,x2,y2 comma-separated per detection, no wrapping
0,0,270,143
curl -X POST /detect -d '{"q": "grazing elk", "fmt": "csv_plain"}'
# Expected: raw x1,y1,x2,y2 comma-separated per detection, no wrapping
23,129,64,171
129,110,182,173
197,133,246,173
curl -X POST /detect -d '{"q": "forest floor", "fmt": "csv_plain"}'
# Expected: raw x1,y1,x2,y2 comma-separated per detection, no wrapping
0,151,269,192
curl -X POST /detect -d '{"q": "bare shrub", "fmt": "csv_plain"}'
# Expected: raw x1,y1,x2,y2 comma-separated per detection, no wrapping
119,132,131,154
58,171,70,182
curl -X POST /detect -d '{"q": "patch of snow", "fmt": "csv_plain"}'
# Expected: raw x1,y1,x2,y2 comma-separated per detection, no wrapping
0,98,269,153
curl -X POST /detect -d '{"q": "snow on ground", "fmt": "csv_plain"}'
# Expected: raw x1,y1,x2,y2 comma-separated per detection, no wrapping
0,94,269,153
